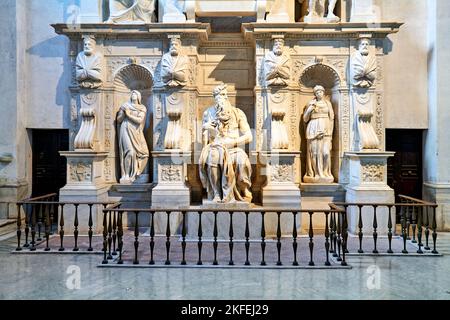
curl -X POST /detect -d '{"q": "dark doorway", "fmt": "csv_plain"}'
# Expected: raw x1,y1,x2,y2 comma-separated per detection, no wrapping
31,129,69,197
386,129,423,202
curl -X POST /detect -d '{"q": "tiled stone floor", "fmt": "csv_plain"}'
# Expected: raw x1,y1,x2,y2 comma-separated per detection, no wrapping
0,232,450,300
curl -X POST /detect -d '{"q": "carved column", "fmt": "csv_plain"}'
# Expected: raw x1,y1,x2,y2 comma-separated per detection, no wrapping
151,35,196,208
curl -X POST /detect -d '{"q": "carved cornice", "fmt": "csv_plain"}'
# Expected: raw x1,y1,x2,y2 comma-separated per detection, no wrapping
242,22,403,41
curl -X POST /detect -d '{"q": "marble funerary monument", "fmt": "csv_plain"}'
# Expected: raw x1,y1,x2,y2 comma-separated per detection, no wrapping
55,0,402,235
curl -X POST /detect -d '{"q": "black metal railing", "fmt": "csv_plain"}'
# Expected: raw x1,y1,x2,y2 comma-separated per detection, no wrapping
333,195,439,255
15,193,119,252
100,206,349,267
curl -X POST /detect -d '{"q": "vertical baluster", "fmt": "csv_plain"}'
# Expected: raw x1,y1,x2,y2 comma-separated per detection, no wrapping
424,205,430,250
102,210,108,264
107,207,113,259
149,212,155,265
416,205,423,254
229,211,234,266
181,211,187,265
341,212,348,266
276,212,282,266
292,212,299,266
244,211,250,266
432,206,438,254
73,204,79,252
37,203,43,242
401,203,408,254
387,205,393,254
165,211,171,265
50,200,55,235
30,204,36,251
23,203,30,248
336,210,342,261
329,211,335,254
197,212,203,265
372,205,378,254
343,205,349,254
58,204,65,252
411,205,417,243
117,212,124,264
332,212,338,257
87,204,94,251
324,212,330,266
213,211,218,265
16,204,22,251
112,210,117,255
44,203,50,251
260,212,266,266
133,211,140,265
357,204,364,254
308,212,314,266
406,201,411,240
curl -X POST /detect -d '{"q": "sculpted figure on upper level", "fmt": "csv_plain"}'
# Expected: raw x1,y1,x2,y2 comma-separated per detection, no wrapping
263,37,291,87
107,0,156,24
76,35,103,89
351,38,377,88
298,0,340,23
161,37,189,87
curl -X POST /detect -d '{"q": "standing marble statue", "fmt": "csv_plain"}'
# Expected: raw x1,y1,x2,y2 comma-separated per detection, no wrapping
351,38,377,88
76,35,103,89
199,84,253,203
351,38,380,150
298,0,340,23
161,37,189,87
117,90,149,184
263,37,291,87
303,85,334,183
107,0,156,24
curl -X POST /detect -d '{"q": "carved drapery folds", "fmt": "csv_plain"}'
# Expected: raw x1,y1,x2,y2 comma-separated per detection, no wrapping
271,109,289,150
74,108,96,150
263,37,291,87
299,0,340,23
164,109,182,150
161,37,189,88
107,0,156,24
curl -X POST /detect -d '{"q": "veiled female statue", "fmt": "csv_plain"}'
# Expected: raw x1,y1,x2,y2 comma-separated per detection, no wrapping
117,90,149,184
107,0,156,24
303,85,335,183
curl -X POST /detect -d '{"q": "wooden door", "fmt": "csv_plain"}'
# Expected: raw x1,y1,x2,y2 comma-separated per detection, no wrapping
32,130,69,197
386,129,423,202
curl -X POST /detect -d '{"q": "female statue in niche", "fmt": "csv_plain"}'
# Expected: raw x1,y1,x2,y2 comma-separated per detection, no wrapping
117,90,149,184
303,85,335,183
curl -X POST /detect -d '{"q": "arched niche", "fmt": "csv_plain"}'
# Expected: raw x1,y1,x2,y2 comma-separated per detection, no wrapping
299,63,342,183
112,64,154,183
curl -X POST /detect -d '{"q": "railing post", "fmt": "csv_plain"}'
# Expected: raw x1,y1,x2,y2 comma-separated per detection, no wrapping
134,211,140,265
424,205,430,250
411,205,417,243
58,204,65,252
44,202,51,251
165,211,171,265
341,211,348,266
244,211,250,266
37,203,43,242
87,204,94,252
149,212,155,265
117,211,124,265
213,211,218,265
73,204,79,252
432,205,438,254
329,211,335,254
336,210,342,261
197,211,203,266
16,204,22,251
107,207,113,259
102,210,108,264
112,206,117,256
416,205,423,254
260,211,266,266
308,212,314,266
276,212,282,266
387,205,393,254
372,205,378,254
30,204,36,251
324,212,331,266
229,211,234,266
292,211,299,266
401,203,408,254
181,211,187,265
357,204,364,254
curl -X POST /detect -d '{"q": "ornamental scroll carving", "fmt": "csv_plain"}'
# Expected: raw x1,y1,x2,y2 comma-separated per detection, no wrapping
361,162,383,182
271,164,293,182
70,163,92,182
161,165,182,182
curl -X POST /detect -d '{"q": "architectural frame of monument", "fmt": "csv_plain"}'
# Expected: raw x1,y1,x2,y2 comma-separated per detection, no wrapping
43,0,406,235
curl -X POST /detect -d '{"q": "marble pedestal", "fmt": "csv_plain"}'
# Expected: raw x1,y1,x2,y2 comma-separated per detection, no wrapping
151,151,191,208
59,151,109,233
345,151,396,235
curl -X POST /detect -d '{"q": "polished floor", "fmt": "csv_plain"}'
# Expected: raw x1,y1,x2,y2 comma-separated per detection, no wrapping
0,232,449,300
